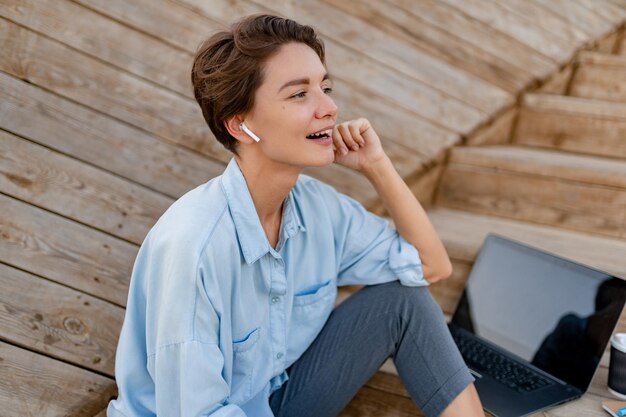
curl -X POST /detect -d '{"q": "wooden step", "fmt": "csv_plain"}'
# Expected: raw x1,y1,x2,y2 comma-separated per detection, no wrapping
436,145,626,238
569,51,626,102
513,94,626,158
428,207,626,278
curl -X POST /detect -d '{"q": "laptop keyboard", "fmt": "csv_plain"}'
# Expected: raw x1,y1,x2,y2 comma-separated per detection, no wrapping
451,329,555,394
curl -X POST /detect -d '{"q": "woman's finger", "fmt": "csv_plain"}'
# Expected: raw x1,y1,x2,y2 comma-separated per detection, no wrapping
348,122,365,147
337,123,359,151
332,125,348,155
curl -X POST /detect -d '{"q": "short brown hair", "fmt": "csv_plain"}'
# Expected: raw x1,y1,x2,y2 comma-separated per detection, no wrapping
191,14,326,155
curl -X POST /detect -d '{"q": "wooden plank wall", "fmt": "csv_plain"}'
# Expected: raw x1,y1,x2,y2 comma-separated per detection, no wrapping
0,0,624,415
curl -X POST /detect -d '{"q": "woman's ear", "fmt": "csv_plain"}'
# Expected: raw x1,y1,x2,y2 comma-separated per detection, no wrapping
224,116,244,141
226,116,261,144
225,116,260,145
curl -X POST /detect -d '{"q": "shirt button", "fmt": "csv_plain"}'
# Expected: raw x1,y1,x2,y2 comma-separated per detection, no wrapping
276,352,283,359
271,296,280,304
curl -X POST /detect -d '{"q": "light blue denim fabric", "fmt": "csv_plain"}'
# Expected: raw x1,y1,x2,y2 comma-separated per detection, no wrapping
107,157,426,417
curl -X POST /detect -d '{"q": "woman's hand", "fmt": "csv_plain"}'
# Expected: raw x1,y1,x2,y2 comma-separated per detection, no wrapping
332,118,388,173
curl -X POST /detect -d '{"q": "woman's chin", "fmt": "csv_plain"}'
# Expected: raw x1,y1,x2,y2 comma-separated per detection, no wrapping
311,150,336,167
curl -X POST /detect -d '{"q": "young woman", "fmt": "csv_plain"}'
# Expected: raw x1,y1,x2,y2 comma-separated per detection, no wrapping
108,14,484,417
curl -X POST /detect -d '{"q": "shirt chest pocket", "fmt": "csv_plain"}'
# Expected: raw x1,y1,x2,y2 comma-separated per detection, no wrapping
230,326,260,404
292,279,337,316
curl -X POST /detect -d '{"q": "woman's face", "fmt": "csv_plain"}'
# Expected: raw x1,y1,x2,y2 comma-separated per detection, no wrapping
241,42,338,168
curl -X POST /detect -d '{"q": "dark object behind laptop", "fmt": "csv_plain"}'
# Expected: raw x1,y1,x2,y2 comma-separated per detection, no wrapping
449,234,626,417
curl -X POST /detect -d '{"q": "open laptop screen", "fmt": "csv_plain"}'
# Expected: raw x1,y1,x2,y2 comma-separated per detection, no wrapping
451,234,626,392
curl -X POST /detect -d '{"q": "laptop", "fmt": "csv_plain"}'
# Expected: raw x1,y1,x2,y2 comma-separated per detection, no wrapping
448,233,626,417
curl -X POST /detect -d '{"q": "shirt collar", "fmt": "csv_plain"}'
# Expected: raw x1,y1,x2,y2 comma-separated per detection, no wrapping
220,157,306,265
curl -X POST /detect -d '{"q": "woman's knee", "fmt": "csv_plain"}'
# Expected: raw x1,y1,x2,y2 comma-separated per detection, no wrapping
398,284,444,322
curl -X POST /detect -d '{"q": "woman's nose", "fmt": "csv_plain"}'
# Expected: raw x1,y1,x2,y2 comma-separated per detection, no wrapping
315,91,338,119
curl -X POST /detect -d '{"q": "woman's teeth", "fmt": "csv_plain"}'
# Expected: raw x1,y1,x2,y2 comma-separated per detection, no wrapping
306,129,332,139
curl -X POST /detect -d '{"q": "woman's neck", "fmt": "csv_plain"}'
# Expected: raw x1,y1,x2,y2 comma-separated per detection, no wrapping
234,155,300,226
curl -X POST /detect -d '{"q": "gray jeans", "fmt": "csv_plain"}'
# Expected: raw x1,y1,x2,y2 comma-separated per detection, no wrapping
269,281,474,417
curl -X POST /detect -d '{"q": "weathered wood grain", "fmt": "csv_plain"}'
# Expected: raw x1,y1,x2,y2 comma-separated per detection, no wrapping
0,0,193,96
0,130,171,245
532,0,619,38
594,30,622,53
438,0,575,64
617,28,626,54
497,0,590,45
93,408,108,417
445,145,626,188
439,166,626,238
570,51,626,102
466,106,517,146
324,0,532,93
0,72,224,199
576,0,626,23
75,0,212,52
514,94,626,159
0,341,116,417
322,40,489,136
385,0,558,82
437,146,626,238
0,17,231,162
339,385,423,417
427,207,626,279
406,149,449,208
536,63,575,94
0,263,123,376
0,193,135,307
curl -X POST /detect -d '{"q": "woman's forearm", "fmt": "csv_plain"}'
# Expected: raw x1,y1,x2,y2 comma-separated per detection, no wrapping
362,156,452,283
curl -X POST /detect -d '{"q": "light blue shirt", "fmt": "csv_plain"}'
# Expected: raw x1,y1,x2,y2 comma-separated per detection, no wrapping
108,157,426,417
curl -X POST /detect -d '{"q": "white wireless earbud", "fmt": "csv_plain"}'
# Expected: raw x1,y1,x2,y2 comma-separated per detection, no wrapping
239,122,261,143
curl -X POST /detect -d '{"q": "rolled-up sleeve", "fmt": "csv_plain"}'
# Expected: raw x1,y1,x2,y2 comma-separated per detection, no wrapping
148,341,246,417
317,182,427,287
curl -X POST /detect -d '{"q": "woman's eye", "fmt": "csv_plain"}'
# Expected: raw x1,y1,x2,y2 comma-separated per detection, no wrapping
291,87,332,99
